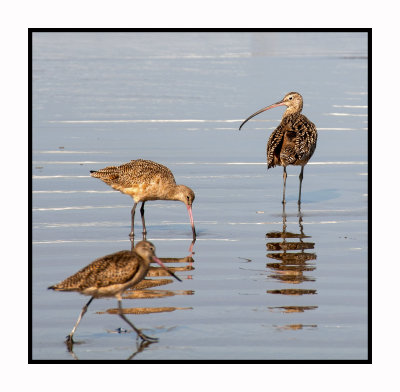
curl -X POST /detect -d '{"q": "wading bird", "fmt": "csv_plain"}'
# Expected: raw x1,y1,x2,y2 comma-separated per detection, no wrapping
48,241,181,345
239,92,317,204
90,159,196,239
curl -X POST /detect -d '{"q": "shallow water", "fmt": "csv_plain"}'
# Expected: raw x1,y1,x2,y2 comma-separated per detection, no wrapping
32,32,368,360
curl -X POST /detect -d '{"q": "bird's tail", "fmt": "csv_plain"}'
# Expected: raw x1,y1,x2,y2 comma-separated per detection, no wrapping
90,166,120,182
48,283,75,292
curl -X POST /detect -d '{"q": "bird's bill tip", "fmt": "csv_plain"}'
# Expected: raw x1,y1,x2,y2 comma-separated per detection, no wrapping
153,256,182,282
239,100,286,130
186,205,196,238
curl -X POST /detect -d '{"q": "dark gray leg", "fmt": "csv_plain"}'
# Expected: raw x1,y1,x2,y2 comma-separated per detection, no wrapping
140,202,147,238
65,296,94,345
298,166,304,205
117,299,158,342
130,202,138,237
282,200,287,234
282,167,287,204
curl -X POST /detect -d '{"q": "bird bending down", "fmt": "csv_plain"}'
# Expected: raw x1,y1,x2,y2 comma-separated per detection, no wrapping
90,159,196,239
239,92,317,204
48,241,182,345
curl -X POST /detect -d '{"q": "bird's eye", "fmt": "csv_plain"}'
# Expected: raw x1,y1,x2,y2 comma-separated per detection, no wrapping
289,96,293,100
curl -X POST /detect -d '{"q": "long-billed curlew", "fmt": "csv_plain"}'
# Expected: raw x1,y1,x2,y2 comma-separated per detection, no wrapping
90,159,196,239
48,240,181,345
239,92,317,204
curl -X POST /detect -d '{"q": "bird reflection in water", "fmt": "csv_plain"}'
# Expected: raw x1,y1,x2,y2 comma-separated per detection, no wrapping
104,239,195,316
68,339,153,361
266,203,317,330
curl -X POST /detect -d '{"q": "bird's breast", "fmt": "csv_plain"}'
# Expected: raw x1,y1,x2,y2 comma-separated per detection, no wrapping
80,283,125,298
113,177,172,202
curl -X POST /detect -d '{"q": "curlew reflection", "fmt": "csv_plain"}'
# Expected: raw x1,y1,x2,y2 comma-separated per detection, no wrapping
269,305,318,314
274,324,317,331
266,203,318,327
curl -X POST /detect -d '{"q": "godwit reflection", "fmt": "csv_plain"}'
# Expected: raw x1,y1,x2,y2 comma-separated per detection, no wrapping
266,203,317,328
107,240,195,317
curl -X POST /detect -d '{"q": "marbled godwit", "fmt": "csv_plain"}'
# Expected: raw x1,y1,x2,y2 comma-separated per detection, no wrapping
90,159,196,239
48,241,181,344
239,92,317,204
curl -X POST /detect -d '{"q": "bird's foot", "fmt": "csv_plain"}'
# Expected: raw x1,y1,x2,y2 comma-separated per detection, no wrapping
137,330,159,343
65,334,75,350
65,334,74,344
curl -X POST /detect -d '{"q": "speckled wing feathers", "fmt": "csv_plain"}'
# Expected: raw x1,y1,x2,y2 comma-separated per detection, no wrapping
267,126,285,168
267,114,317,168
50,251,140,291
91,159,176,188
293,114,317,161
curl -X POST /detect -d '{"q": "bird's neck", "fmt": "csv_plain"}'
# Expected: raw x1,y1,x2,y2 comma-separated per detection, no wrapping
166,185,184,202
282,105,303,118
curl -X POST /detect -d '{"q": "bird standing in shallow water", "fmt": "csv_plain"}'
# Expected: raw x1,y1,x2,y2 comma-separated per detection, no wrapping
90,159,196,239
48,240,181,345
239,92,317,204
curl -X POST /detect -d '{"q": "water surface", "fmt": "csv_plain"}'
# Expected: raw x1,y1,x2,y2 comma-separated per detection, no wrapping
32,32,368,360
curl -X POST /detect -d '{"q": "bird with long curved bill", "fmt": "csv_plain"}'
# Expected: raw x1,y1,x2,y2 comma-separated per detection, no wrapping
239,92,317,204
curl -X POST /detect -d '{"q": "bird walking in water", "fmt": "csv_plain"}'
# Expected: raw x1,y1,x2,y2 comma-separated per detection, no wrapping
90,159,196,239
239,92,317,204
48,241,182,345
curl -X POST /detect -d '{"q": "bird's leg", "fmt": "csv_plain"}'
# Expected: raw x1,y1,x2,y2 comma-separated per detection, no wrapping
297,202,304,237
282,199,287,234
117,299,158,343
282,167,287,204
140,202,147,239
65,296,94,346
298,166,304,205
130,202,138,238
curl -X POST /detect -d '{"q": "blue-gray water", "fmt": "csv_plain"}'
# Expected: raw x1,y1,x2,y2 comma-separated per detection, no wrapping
32,32,368,360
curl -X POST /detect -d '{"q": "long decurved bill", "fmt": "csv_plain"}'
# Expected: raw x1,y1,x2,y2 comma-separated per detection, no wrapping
153,256,182,282
187,205,197,239
239,100,286,130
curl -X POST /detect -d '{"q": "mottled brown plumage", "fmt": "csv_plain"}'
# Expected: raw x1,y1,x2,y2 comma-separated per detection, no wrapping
48,241,181,345
50,250,143,297
239,92,317,204
90,159,196,239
